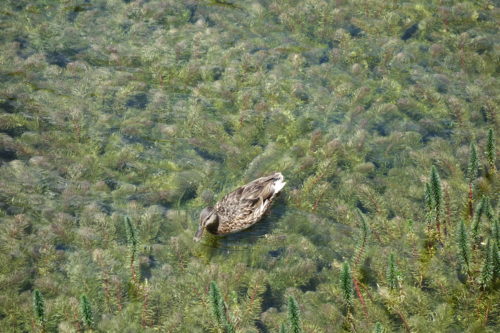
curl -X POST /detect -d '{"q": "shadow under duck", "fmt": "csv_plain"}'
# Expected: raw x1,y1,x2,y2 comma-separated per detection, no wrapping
194,172,286,241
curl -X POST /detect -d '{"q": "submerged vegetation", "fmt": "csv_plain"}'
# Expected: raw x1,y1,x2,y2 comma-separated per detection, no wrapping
0,0,498,331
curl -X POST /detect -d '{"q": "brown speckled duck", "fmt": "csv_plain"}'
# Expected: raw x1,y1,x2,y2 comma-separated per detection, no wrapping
194,172,286,241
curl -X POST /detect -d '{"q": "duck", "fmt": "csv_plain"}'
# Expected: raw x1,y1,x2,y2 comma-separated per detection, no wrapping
194,172,286,241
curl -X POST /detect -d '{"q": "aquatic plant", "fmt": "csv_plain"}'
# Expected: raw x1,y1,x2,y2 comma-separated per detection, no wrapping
467,142,479,183
467,142,479,217
140,279,152,328
386,253,401,290
428,165,443,239
32,289,45,329
339,262,353,309
457,220,471,278
424,182,433,212
493,218,500,248
353,209,370,267
484,199,494,223
124,216,139,283
79,294,94,329
352,209,370,318
0,0,498,331
471,196,488,242
287,296,302,333
209,281,234,333
373,322,385,333
480,240,495,289
485,128,496,173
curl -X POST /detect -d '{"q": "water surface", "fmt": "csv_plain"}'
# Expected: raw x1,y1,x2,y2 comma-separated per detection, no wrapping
0,0,498,332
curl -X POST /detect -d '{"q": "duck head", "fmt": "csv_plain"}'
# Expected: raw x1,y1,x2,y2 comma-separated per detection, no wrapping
194,207,218,241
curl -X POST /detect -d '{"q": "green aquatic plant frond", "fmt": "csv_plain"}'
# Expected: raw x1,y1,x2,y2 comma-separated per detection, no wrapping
0,0,498,331
80,294,94,329
482,196,494,222
424,182,433,211
479,240,495,288
457,220,471,276
430,165,442,213
32,289,45,325
124,216,138,255
493,218,500,248
467,142,479,182
373,322,385,333
208,281,235,332
124,215,140,283
493,239,500,278
485,128,496,172
209,281,224,326
471,196,495,243
287,296,302,333
427,165,444,240
353,208,370,268
241,275,266,325
386,253,401,290
471,196,486,240
340,262,354,308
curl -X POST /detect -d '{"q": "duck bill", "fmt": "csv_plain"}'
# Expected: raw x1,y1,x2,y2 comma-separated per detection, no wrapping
193,226,204,242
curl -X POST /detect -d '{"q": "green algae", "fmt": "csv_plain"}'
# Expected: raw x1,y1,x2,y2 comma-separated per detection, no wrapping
0,0,499,332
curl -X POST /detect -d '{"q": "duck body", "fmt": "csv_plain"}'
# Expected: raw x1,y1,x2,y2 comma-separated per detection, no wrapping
194,172,285,241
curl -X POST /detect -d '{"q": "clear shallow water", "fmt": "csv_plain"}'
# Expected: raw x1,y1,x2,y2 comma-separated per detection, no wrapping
0,0,498,332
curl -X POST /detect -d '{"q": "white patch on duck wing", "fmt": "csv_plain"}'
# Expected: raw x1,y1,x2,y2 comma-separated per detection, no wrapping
271,173,286,193
273,179,286,193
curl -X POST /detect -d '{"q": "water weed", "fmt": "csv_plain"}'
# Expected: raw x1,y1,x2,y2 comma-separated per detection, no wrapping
0,0,498,331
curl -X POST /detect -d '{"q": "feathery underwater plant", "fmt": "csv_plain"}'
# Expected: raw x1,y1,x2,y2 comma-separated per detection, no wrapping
353,209,370,267
209,281,234,333
80,294,94,329
457,220,471,278
141,279,152,328
493,236,500,278
0,0,499,331
467,143,479,218
424,182,433,212
424,181,435,236
373,322,385,333
124,216,139,283
340,262,354,310
485,128,496,174
386,253,401,290
124,216,138,257
429,165,443,239
443,184,452,236
471,196,488,242
287,296,302,333
352,209,370,318
493,218,500,248
482,196,494,222
479,240,495,289
430,166,443,216
33,289,45,328
467,142,479,183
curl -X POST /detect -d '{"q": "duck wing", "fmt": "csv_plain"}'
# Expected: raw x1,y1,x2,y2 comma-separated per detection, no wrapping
215,173,285,232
